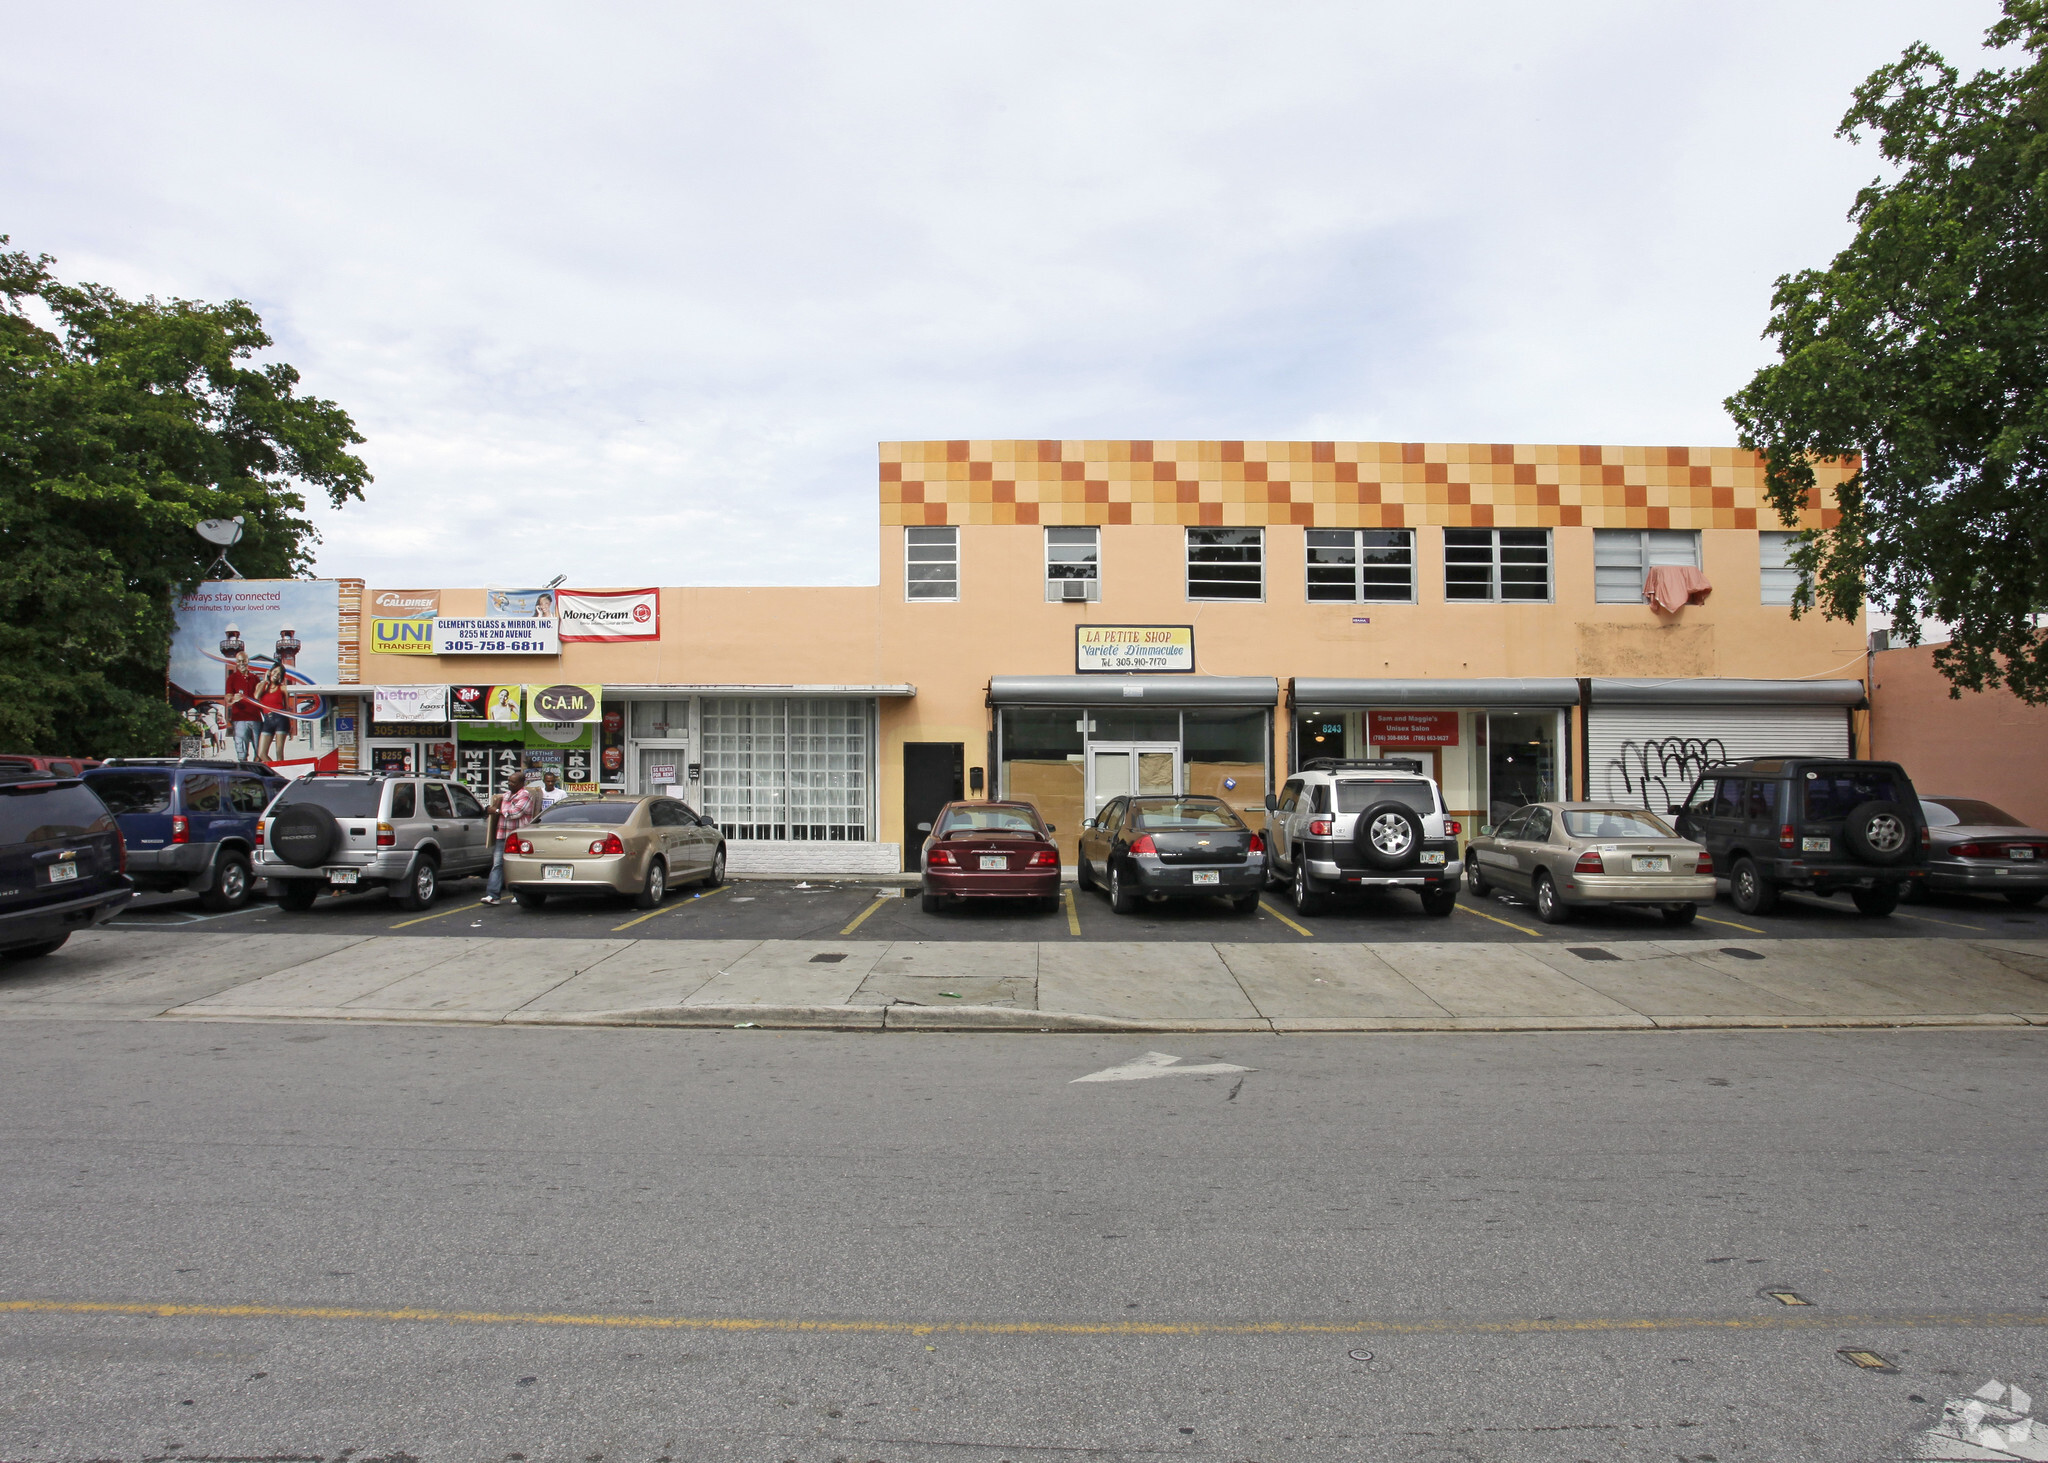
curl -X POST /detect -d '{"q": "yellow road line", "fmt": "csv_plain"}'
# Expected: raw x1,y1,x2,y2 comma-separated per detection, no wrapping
1893,909,1987,932
1259,901,1314,938
839,896,888,937
389,901,486,930
1694,914,1766,934
612,883,730,932
1453,901,1545,938
1063,886,1082,936
2,1297,2041,1339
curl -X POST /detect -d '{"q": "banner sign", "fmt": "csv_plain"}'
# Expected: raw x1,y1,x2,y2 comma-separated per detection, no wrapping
450,685,523,722
523,683,602,724
170,580,341,695
433,617,558,655
1368,710,1461,746
373,685,450,724
486,588,558,618
1075,624,1195,674
369,589,440,656
559,588,659,642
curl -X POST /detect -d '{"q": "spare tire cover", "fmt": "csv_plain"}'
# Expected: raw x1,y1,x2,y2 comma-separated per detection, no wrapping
1355,800,1424,870
270,802,339,868
1844,800,1912,865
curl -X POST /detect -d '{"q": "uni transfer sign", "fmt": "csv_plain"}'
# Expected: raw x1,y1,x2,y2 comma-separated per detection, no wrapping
559,588,660,642
1075,625,1195,674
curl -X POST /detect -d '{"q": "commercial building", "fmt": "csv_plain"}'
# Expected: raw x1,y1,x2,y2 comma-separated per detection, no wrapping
176,439,1872,872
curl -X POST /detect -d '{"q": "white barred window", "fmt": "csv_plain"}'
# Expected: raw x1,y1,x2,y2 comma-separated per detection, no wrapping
701,697,870,841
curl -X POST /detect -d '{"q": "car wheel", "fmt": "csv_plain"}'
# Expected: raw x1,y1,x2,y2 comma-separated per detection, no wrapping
1107,862,1138,914
920,886,946,914
1229,891,1261,915
1291,858,1326,917
275,881,320,912
1075,856,1095,891
1851,885,1900,917
703,845,725,887
1661,903,1699,927
2,936,68,959
2006,890,2045,909
395,857,438,912
1533,871,1570,924
1420,884,1458,917
1467,861,1490,897
513,889,548,910
1040,894,1065,914
1729,857,1777,916
200,852,252,913
633,858,667,910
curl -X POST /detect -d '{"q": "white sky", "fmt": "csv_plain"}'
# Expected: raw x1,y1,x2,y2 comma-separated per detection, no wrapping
1,1,2005,591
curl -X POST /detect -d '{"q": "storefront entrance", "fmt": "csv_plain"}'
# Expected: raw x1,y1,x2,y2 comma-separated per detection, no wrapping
1085,743,1179,816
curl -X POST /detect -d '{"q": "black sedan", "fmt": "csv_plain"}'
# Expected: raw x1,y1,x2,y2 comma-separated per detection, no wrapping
1076,794,1266,915
1916,796,2046,908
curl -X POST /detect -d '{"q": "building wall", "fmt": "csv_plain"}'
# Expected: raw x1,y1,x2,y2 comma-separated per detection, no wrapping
1870,644,2048,827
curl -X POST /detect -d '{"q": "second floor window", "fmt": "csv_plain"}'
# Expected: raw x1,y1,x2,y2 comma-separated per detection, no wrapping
1046,526,1100,602
1445,528,1551,602
905,526,958,601
1307,528,1415,602
1759,531,1802,606
1187,527,1263,601
1594,529,1701,603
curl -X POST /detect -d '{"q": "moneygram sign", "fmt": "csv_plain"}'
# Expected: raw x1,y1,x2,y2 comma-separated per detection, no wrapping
559,588,660,643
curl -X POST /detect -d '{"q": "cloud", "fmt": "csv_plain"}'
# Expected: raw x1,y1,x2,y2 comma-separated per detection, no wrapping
0,0,2007,589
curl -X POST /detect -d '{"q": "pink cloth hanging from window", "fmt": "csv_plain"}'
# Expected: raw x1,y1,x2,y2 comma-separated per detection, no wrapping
1643,564,1713,613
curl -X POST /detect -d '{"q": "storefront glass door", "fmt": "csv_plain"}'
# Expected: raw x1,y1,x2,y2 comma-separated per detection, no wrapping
1086,743,1178,817
636,744,691,799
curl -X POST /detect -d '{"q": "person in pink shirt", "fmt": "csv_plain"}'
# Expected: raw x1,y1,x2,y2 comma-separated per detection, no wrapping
482,772,535,905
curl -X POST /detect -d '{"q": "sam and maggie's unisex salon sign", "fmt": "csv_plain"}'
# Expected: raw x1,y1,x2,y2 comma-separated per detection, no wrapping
1076,625,1195,674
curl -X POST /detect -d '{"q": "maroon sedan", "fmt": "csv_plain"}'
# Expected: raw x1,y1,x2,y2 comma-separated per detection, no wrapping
919,801,1062,914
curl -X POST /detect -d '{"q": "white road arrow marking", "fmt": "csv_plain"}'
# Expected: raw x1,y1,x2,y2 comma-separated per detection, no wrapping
1071,1051,1253,1083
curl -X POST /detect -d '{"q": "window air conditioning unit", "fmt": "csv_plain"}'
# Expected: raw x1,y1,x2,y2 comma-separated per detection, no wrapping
1061,579,1089,602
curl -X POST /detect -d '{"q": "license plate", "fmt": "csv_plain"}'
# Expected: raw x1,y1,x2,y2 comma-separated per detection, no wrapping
1802,837,1831,853
544,864,575,881
2012,847,2036,861
1420,851,1445,865
48,862,78,883
1192,870,1220,885
326,868,359,885
1632,856,1670,873
979,855,1007,871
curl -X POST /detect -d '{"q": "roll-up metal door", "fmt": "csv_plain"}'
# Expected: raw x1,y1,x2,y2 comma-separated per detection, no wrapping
1587,705,1850,809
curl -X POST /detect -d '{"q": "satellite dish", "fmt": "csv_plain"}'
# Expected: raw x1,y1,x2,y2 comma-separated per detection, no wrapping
196,517,245,547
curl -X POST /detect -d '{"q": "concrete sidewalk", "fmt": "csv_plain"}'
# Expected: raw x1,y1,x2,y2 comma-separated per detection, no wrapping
0,929,2044,1032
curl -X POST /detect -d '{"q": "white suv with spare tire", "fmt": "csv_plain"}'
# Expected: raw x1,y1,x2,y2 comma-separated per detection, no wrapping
255,773,494,912
1264,758,1463,916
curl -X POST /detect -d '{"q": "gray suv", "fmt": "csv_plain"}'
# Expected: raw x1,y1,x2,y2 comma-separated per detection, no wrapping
1265,758,1463,916
256,773,493,911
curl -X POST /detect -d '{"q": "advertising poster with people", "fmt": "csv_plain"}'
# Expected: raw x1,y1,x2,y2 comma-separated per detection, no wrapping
168,579,344,775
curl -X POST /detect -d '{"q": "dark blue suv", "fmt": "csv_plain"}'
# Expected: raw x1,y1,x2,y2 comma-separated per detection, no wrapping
84,759,286,912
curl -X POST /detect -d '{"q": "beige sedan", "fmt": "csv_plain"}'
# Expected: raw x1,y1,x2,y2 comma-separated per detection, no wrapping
1465,802,1714,926
502,795,726,910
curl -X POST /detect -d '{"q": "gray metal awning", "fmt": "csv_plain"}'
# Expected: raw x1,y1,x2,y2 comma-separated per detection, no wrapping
1291,678,1580,709
1588,678,1864,707
988,675,1279,708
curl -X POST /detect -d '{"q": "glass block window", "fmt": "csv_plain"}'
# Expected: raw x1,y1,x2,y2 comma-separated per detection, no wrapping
1187,527,1263,600
1594,529,1701,603
1306,529,1415,602
1045,526,1100,602
1759,531,1802,606
701,697,870,841
1444,528,1552,601
905,527,958,601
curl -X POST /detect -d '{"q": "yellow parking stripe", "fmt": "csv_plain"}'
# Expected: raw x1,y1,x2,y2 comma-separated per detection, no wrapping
1259,901,1315,938
1694,913,1766,934
1893,909,1987,932
389,900,486,930
839,896,888,937
611,883,730,932
1453,901,1545,938
1063,885,1082,936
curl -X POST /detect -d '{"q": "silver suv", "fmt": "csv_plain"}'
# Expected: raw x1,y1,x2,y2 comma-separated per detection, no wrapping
1265,758,1463,916
256,773,493,912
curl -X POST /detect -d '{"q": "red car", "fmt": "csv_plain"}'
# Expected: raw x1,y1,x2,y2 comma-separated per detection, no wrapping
919,800,1062,914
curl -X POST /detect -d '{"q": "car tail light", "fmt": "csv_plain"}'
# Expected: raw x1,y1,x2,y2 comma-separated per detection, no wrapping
1308,818,1333,837
1573,850,1604,875
377,821,396,847
928,847,957,867
255,819,266,847
589,833,624,856
1247,833,1264,855
1779,823,1796,851
1952,842,1989,858
1921,826,1931,850
116,832,127,875
1129,834,1157,856
1446,819,1461,836
515,838,534,856
1027,849,1058,868
1694,852,1713,876
170,815,189,844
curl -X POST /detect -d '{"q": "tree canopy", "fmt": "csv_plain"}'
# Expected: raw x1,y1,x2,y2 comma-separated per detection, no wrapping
0,241,368,754
1726,0,2048,701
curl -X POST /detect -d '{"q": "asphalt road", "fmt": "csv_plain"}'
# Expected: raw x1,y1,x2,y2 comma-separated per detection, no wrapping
0,1019,2042,1461
108,873,2048,946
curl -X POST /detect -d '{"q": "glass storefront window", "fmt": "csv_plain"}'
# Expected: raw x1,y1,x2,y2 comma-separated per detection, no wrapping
999,709,1085,860
1183,709,1269,829
1486,712,1558,827
1088,707,1182,742
631,700,691,739
701,697,870,841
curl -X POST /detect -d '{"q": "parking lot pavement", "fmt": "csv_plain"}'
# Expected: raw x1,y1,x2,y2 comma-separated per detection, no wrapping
105,874,2048,946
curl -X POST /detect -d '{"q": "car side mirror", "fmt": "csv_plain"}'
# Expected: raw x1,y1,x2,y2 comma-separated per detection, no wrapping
1667,804,1684,816
916,821,932,833
1264,794,1278,813
1044,823,1057,833
1479,824,1493,837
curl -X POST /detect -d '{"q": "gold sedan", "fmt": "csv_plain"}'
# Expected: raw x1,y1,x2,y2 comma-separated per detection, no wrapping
501,795,726,910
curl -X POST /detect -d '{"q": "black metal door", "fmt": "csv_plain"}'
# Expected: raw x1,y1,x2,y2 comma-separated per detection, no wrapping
902,742,963,871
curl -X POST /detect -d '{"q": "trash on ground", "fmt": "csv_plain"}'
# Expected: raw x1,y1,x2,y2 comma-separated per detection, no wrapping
938,991,962,999
734,1021,758,1028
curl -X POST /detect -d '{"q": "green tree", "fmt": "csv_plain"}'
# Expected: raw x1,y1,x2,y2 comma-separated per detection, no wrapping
0,241,368,755
1726,0,2048,701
